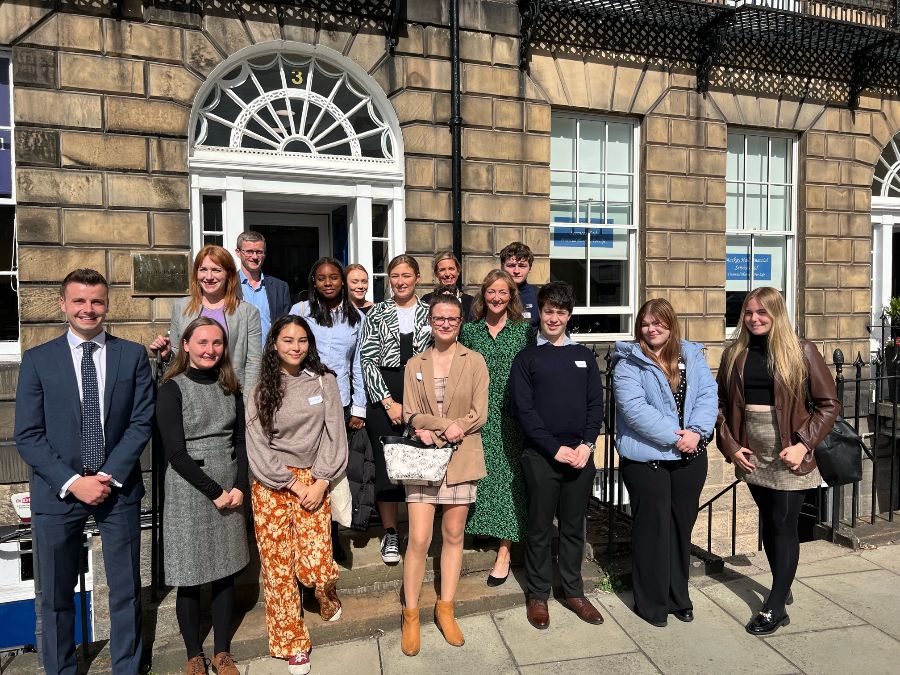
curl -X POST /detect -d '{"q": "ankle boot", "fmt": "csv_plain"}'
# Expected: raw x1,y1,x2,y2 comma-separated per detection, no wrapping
435,599,465,646
401,607,420,656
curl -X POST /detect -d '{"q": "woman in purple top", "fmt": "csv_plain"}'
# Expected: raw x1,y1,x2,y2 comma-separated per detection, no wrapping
151,244,262,396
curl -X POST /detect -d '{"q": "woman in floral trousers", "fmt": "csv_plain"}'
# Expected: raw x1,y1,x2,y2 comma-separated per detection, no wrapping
246,315,349,675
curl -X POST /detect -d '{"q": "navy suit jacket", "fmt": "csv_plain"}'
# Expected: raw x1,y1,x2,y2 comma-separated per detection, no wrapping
14,332,154,515
263,275,292,322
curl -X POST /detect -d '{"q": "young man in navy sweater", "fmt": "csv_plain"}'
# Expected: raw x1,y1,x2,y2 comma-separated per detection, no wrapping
500,241,540,330
510,281,605,629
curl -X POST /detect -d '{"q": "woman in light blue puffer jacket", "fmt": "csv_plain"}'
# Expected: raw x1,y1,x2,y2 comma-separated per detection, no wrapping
612,299,717,628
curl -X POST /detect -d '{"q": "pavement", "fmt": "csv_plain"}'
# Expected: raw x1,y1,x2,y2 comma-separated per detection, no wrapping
237,539,900,675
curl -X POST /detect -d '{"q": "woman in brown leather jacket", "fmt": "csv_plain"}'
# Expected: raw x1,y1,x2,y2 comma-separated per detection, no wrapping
717,287,838,636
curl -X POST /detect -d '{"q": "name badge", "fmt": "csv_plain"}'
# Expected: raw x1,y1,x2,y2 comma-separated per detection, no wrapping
523,311,531,319
575,360,587,368
416,372,423,381
308,395,323,405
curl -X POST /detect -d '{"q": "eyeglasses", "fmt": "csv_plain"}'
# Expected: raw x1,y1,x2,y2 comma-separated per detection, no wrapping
431,316,462,326
238,249,266,258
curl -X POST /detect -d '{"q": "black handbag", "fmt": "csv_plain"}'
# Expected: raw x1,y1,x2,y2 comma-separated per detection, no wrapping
812,417,867,487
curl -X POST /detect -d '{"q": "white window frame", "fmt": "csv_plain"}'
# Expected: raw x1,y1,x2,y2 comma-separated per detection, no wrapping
725,129,798,332
549,112,640,341
0,52,19,359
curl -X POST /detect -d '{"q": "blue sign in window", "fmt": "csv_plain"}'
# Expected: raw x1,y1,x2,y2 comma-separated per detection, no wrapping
552,218,614,248
726,253,772,281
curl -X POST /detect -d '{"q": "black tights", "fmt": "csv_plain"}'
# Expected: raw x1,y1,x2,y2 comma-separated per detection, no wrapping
748,484,805,616
176,574,235,658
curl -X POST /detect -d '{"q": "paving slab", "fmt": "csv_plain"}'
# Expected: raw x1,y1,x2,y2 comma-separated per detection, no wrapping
794,552,881,578
379,614,518,675
860,544,900,576
245,638,381,675
765,625,900,675
491,593,635,665
518,651,661,674
699,572,864,636
595,589,794,674
803,569,900,641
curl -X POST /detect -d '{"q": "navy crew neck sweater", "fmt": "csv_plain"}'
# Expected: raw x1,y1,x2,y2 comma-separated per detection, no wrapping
509,341,604,459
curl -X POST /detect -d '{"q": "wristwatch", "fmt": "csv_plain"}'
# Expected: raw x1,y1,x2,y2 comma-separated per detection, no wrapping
582,440,596,452
383,399,394,410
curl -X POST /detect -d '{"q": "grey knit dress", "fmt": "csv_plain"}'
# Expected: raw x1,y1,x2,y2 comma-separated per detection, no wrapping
161,371,250,587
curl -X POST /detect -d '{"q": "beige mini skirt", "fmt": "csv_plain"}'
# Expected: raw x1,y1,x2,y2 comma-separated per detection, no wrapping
737,405,822,491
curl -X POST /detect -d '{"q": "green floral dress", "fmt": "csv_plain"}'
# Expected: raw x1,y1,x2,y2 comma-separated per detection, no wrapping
460,318,534,541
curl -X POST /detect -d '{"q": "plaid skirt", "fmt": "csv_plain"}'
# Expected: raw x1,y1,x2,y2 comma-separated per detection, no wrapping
406,474,477,505
738,406,822,491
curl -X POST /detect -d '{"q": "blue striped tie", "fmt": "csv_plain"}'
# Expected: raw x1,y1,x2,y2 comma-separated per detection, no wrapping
80,341,105,472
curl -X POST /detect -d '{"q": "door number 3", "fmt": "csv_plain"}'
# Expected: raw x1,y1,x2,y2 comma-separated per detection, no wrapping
291,70,304,86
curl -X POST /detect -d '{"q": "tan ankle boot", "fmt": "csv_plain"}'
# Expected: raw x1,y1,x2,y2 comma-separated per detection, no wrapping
401,607,420,656
435,599,464,646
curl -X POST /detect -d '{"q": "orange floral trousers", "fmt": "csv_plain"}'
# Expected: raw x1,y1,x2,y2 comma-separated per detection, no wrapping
251,468,340,657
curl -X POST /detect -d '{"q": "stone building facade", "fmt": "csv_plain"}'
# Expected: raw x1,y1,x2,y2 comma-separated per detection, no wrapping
1,0,899,636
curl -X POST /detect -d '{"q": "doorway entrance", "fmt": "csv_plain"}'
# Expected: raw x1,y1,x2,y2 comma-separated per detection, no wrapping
244,210,329,303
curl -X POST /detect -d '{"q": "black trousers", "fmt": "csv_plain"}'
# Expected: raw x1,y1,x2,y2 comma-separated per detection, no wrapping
521,447,596,600
622,454,708,624
748,483,806,616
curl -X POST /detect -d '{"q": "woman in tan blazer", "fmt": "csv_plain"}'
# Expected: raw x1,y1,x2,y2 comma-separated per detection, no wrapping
399,293,488,657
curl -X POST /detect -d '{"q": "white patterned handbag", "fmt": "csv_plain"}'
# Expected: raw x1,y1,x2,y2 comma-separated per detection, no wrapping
381,415,455,485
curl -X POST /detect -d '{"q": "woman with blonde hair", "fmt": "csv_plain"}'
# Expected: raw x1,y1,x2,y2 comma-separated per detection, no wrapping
460,269,533,585
612,299,717,627
345,263,375,314
421,251,474,319
717,287,839,635
151,244,262,395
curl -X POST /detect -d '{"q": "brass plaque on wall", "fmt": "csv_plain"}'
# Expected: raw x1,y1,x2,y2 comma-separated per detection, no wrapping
131,252,191,296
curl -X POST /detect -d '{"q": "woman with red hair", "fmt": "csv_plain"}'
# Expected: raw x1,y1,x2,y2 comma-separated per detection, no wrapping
152,244,262,395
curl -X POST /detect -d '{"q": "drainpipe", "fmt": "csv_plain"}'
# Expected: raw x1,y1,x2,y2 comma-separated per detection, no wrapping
450,0,463,268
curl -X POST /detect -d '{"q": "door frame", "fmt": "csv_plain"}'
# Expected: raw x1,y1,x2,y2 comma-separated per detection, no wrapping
871,196,900,352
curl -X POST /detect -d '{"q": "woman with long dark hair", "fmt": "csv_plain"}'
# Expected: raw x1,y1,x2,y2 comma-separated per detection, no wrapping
151,244,262,395
156,317,248,675
612,299,716,627
359,255,432,565
246,315,348,675
717,287,839,635
291,257,367,560
460,269,533,585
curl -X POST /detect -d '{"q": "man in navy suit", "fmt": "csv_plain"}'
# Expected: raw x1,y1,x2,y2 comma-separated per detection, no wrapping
235,230,292,346
15,268,154,674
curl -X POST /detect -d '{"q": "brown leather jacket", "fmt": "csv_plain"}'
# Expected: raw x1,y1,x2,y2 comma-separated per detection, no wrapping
716,340,840,459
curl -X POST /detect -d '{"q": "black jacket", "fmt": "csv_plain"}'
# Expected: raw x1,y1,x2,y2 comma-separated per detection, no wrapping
345,426,376,530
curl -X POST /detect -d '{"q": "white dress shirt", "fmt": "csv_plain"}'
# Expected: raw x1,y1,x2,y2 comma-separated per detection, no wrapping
60,330,119,497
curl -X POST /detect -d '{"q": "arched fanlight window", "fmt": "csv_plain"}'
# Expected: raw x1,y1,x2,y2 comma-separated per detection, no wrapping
192,52,394,162
872,132,900,198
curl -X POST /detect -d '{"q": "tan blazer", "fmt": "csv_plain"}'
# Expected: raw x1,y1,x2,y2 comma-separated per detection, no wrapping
402,344,488,485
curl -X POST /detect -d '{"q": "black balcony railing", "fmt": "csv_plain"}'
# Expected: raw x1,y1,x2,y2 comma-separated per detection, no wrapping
520,0,900,108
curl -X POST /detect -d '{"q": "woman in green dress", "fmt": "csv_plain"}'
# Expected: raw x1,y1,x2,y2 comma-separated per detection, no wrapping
460,269,534,586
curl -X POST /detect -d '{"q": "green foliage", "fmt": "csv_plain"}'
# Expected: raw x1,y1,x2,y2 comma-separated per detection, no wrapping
886,297,900,319
594,564,627,594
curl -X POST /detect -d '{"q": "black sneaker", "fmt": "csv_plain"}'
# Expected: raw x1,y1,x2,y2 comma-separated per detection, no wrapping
380,529,400,564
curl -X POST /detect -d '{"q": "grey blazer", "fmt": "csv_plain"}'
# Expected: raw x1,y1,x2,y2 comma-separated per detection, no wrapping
168,296,262,397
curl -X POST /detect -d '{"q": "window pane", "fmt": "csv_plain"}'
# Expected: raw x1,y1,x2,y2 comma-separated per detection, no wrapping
751,235,787,293
0,57,9,127
727,134,744,181
569,314,630,335
550,170,575,201
372,240,388,274
768,185,789,231
373,275,386,303
0,129,10,199
551,117,576,171
551,201,576,224
607,174,631,205
746,135,768,183
578,175,603,223
726,182,744,230
606,203,632,226
745,183,766,230
606,123,632,173
588,228,629,307
550,258,587,306
578,120,604,172
202,195,223,232
372,204,388,238
770,137,790,183
202,234,223,246
726,234,751,327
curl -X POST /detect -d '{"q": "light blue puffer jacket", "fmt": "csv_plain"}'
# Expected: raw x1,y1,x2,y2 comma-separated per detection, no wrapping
611,339,718,462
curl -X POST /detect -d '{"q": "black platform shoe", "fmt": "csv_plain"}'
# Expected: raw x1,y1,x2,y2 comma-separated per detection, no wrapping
746,609,790,635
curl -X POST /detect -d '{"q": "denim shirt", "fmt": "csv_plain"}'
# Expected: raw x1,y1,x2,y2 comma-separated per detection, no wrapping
239,270,271,348
290,301,367,417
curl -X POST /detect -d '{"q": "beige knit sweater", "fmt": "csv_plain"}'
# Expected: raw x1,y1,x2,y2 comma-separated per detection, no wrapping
246,370,349,490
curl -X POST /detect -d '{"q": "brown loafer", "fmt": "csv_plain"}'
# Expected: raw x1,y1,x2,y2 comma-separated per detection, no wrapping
211,651,239,675
565,596,604,625
526,598,549,629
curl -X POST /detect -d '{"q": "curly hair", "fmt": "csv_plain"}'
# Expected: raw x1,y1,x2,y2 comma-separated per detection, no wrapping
252,315,336,439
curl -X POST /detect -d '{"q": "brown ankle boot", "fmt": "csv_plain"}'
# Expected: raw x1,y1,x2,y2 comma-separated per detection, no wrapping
435,599,464,646
401,606,420,656
184,654,208,675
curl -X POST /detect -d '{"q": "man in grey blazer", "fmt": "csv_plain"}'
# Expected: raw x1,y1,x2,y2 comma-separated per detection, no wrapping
15,269,154,674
